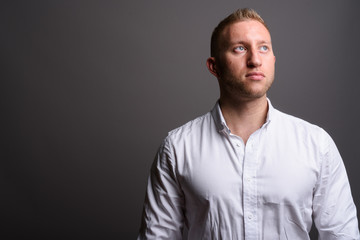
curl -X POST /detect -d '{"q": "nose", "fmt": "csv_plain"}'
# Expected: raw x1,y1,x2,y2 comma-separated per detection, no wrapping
247,49,262,68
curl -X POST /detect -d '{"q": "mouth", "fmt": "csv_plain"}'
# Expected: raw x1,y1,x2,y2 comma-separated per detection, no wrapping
245,72,265,80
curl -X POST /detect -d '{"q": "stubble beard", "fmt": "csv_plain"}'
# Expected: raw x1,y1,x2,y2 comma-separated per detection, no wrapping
220,73,274,100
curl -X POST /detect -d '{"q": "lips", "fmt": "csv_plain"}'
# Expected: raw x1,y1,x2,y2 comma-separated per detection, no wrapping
245,72,265,80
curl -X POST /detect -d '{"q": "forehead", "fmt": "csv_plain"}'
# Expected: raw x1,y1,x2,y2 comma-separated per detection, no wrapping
221,20,272,44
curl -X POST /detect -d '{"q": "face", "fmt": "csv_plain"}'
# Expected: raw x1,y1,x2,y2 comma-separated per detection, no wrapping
207,20,276,100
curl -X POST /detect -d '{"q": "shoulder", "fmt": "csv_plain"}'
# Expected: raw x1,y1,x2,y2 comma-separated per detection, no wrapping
274,108,324,132
157,111,213,166
272,108,332,150
165,111,213,143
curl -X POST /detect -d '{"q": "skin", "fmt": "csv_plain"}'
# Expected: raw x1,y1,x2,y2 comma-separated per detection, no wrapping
206,20,276,143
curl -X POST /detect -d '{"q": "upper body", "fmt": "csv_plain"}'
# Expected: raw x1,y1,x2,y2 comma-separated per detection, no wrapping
138,99,359,239
138,8,359,239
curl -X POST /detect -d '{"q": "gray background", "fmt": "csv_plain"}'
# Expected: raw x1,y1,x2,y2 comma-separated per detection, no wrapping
1,0,359,239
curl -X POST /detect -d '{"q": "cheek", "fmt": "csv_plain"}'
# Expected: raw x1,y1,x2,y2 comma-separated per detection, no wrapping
263,59,275,72
218,56,246,76
265,57,275,67
226,59,245,70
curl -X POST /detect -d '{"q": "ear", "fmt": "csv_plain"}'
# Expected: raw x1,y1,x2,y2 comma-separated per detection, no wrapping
206,57,220,78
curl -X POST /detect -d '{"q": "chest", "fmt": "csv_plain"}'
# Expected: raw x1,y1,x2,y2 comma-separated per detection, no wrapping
177,135,319,206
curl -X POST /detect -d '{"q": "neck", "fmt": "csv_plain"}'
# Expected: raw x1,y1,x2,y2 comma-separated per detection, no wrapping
219,95,268,144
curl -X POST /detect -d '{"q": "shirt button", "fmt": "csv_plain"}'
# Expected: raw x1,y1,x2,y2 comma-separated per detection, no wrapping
248,214,253,220
246,177,251,183
236,143,241,147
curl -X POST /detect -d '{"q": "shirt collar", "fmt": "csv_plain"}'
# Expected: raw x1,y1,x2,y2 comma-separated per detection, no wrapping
211,98,275,135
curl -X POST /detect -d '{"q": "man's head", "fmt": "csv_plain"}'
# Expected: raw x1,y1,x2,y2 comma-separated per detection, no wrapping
207,8,275,101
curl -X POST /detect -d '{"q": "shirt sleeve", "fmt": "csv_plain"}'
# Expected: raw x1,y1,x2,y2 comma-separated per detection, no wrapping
313,130,360,240
137,138,185,240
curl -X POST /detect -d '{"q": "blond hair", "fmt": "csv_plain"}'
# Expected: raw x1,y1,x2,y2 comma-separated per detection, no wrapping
210,8,268,57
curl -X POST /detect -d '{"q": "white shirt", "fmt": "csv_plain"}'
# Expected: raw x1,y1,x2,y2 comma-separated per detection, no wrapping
138,100,359,240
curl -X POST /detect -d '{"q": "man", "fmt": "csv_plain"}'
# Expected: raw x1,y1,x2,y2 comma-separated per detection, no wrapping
138,8,359,239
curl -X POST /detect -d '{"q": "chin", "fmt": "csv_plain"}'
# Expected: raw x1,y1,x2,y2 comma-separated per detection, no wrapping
223,82,271,100
242,93,267,100
237,88,268,99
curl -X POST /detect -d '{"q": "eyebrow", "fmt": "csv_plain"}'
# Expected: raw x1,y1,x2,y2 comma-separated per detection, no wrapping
257,40,272,45
230,40,272,45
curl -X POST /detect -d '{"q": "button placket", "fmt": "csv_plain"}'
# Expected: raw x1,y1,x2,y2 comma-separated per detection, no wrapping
242,135,259,240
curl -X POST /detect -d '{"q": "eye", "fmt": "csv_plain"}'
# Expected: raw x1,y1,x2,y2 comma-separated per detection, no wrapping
260,45,269,52
234,46,246,52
